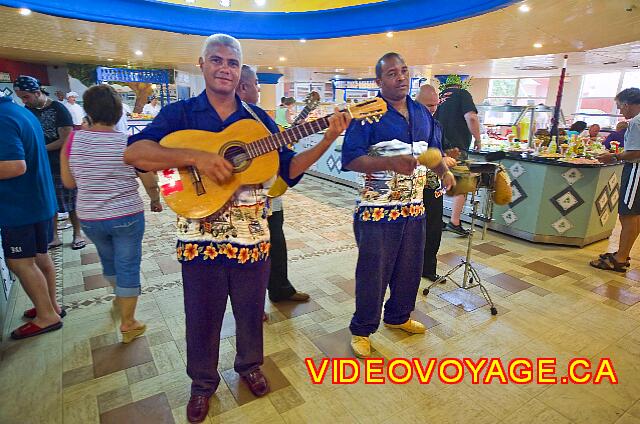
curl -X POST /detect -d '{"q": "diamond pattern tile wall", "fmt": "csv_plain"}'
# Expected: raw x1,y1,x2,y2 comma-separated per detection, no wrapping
552,217,573,234
509,162,525,179
501,209,518,226
509,180,527,208
561,168,583,186
550,186,584,216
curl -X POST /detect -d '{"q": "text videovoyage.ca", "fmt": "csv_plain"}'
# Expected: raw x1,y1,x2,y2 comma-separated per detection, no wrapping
305,357,618,385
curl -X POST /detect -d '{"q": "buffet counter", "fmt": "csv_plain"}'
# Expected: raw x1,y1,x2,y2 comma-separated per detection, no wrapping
294,132,359,188
444,151,623,247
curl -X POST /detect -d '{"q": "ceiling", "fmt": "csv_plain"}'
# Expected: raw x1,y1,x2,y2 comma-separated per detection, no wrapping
0,0,515,39
155,0,383,12
0,0,639,81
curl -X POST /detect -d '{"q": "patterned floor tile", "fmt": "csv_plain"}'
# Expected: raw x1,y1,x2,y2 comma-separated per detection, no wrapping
523,260,569,278
100,393,175,424
4,174,640,424
92,337,154,378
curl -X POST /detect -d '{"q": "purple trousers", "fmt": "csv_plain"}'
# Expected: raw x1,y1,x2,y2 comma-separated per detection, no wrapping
182,259,269,397
350,218,426,337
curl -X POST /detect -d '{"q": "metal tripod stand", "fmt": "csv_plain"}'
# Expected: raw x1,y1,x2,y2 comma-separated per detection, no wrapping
422,189,498,316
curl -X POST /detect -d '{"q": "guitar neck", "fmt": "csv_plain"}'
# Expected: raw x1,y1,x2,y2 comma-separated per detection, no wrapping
292,105,313,126
246,115,330,159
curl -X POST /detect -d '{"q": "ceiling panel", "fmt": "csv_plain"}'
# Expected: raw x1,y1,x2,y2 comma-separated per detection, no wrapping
155,0,383,12
0,0,638,79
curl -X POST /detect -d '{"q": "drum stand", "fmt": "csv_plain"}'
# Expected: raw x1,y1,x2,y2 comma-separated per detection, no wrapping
422,190,498,315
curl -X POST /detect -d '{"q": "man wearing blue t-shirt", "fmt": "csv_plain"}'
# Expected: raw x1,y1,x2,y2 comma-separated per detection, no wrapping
0,94,63,339
124,34,350,423
341,53,455,358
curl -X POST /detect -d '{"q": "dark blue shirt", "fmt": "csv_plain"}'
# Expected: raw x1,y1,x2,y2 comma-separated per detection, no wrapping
341,94,442,221
342,94,442,169
128,91,300,188
0,96,57,227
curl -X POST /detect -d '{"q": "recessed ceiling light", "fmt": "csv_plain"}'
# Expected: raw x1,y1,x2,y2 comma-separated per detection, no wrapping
107,58,114,61
533,42,543,48
519,4,530,12
268,66,273,69
386,31,394,38
336,68,344,72
278,56,286,61
299,39,306,43
19,8,31,16
219,0,230,6
135,50,143,56
459,64,467,67
185,0,196,3
254,0,266,6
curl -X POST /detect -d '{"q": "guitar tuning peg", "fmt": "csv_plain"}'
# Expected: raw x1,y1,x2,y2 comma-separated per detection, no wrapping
361,120,366,126
373,116,380,122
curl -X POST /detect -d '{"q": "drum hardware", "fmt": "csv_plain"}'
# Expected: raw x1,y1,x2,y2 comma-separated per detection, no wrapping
423,163,500,316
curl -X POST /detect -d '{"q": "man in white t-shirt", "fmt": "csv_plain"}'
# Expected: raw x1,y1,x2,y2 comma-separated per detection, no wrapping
142,96,161,117
64,92,85,129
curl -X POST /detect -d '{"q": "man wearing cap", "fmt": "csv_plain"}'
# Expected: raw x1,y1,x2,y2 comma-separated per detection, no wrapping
13,76,86,250
142,95,161,117
64,91,85,130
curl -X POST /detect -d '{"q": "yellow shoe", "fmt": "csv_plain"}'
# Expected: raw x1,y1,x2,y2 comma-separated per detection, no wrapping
384,319,426,334
350,336,371,358
121,324,147,344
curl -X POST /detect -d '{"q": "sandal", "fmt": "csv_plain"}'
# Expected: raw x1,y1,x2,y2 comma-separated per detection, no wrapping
71,238,87,250
121,324,146,344
589,255,629,272
23,307,66,319
11,321,63,339
599,252,631,267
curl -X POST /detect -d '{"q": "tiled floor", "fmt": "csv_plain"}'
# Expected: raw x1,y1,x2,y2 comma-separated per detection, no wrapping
2,174,640,423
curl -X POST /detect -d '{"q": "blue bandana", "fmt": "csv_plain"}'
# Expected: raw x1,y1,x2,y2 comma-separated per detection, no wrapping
13,75,48,95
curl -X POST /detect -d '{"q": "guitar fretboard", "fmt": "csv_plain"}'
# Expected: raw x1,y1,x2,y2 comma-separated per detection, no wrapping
246,116,330,159
292,105,313,126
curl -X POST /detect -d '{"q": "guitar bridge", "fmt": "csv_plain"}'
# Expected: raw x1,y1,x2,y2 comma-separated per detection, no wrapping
189,166,206,196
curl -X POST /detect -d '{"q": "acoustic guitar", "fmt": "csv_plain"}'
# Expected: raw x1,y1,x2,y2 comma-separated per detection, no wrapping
158,98,387,218
292,91,321,126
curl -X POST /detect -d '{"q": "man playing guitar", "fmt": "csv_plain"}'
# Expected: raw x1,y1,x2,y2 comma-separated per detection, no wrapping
124,34,350,423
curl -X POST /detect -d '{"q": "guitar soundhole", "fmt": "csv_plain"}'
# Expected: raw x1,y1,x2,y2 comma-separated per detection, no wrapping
222,143,250,172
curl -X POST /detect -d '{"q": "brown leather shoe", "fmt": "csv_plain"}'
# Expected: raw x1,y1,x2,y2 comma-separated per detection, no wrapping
243,369,270,397
286,291,310,302
186,395,209,423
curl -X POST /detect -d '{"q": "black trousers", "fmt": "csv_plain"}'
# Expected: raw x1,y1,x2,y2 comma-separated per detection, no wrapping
267,210,297,301
422,187,444,277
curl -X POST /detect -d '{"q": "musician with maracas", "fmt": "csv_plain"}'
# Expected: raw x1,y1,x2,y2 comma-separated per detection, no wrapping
341,52,455,359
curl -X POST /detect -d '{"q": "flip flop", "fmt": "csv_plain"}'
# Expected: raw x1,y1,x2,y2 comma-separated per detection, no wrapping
11,321,63,340
71,239,87,250
23,307,67,319
48,241,62,249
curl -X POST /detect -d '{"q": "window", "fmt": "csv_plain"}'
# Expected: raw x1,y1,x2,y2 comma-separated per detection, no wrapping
489,79,517,98
577,72,621,126
622,71,640,90
486,78,549,106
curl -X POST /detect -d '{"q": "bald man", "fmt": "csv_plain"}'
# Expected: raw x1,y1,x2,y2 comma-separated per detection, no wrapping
416,84,456,282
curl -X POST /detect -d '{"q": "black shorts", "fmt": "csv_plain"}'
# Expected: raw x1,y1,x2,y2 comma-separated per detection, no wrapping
1,219,53,259
620,163,640,216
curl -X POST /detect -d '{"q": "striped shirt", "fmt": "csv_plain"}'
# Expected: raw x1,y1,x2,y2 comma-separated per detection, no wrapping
68,129,144,220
